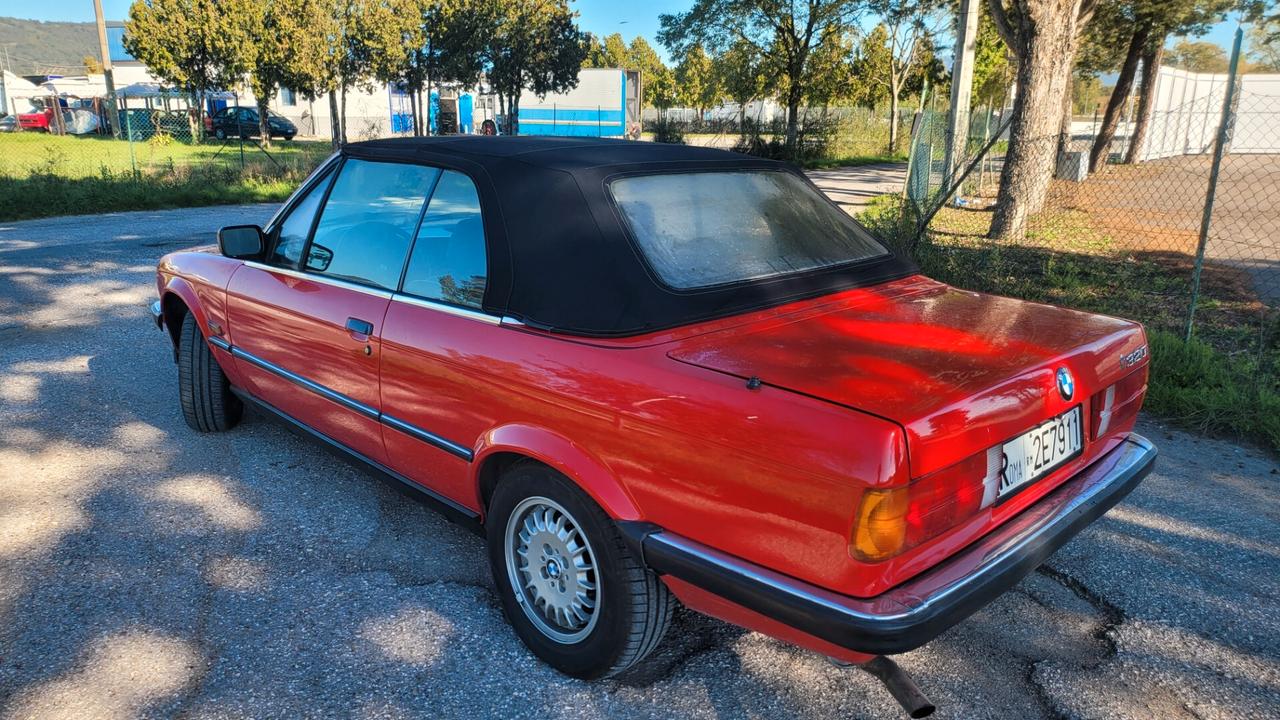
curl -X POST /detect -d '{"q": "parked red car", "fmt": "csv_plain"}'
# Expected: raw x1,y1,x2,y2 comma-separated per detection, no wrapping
152,137,1154,715
17,103,54,131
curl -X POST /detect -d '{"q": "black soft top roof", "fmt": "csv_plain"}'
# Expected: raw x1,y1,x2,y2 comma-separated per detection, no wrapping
343,137,916,337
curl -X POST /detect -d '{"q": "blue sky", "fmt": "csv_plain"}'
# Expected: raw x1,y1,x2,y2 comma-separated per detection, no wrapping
5,0,1245,65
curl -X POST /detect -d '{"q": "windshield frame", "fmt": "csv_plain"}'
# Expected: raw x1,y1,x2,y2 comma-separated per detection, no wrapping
604,167,894,294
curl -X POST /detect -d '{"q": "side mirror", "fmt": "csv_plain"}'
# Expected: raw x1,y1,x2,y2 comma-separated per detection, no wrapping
218,225,265,259
305,243,334,272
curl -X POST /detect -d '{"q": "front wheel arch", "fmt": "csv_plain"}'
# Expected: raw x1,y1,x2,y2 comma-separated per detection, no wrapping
161,292,190,359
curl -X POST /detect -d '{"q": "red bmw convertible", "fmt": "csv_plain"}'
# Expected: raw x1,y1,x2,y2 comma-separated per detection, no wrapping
152,137,1154,714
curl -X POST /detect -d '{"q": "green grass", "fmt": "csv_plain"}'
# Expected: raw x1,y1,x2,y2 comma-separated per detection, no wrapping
0,132,330,221
1145,330,1280,450
860,195,1280,451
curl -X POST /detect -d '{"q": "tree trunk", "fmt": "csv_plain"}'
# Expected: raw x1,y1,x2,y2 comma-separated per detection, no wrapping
413,87,421,136
1124,42,1164,165
785,91,801,153
258,96,273,148
1056,71,1075,161
510,92,521,135
1088,25,1147,172
988,6,1087,241
329,91,341,148
340,84,348,144
888,77,901,155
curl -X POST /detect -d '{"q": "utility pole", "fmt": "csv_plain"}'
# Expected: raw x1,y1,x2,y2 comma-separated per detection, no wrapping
93,0,122,137
942,0,979,203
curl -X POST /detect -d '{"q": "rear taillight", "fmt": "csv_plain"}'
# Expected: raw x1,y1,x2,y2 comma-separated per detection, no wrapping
850,451,991,562
1091,368,1147,440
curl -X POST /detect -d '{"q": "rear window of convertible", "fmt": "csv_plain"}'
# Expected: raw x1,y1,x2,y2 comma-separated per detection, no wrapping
609,170,889,290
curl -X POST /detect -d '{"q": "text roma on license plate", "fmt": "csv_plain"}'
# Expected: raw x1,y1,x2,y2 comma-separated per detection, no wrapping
998,406,1083,499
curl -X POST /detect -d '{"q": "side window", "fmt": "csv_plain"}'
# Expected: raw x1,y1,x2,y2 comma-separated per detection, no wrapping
268,167,333,267
306,158,439,290
401,170,487,308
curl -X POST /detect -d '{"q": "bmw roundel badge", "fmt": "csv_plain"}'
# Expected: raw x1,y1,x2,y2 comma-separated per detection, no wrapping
1056,367,1075,401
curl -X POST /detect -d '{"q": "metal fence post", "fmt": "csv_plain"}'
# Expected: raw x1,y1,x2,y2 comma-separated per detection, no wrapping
1184,26,1242,341
124,104,138,177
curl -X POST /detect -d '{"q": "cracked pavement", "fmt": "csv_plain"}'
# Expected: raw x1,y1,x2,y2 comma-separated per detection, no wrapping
1,203,1278,719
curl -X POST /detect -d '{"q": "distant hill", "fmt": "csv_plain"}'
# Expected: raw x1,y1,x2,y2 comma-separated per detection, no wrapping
0,17,100,76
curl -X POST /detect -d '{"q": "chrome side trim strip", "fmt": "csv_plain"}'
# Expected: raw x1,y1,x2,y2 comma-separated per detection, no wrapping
243,261,395,300
230,346,380,420
381,413,475,461
226,343,474,461
391,293,501,324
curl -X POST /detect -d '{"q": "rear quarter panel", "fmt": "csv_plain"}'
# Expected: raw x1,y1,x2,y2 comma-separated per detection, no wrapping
378,313,910,594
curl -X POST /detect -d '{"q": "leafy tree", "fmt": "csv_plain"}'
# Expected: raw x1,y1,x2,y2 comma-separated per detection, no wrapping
660,0,863,153
972,3,1013,107
715,37,769,122
853,25,893,108
124,0,259,138
675,44,721,116
1248,16,1280,72
986,0,1101,241
628,37,675,110
585,32,631,68
361,0,489,136
864,0,947,153
1166,38,1230,72
83,54,103,74
801,29,856,106
1084,0,1231,171
482,0,587,135
329,0,380,144
246,0,338,146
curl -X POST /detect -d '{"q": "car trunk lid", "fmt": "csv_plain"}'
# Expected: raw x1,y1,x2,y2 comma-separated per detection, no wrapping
666,276,1148,477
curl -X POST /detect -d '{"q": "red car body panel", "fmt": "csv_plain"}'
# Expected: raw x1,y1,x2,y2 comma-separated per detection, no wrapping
18,108,53,130
225,263,392,463
667,276,1147,476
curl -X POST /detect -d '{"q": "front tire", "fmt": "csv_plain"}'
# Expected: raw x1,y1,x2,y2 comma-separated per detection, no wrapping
177,313,242,432
487,462,674,679
214,128,226,140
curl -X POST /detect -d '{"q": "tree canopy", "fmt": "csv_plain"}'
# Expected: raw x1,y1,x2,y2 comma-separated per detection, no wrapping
659,0,863,150
482,0,587,134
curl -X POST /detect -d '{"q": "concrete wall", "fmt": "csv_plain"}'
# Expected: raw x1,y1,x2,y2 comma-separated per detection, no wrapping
1137,66,1280,160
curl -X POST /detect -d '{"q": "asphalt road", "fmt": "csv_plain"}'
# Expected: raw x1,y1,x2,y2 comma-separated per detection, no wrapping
0,202,1277,720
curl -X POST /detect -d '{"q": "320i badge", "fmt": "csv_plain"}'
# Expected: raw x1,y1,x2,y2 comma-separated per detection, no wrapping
150,137,1156,718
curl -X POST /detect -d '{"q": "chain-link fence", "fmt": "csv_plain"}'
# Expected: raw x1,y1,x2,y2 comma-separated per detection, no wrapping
0,91,335,221
876,30,1279,443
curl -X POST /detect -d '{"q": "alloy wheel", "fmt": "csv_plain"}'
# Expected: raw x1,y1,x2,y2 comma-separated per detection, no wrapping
504,496,601,644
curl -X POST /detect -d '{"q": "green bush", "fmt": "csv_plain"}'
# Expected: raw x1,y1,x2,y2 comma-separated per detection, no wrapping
650,117,684,144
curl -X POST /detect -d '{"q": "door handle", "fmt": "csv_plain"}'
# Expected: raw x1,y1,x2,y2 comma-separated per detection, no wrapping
346,317,374,337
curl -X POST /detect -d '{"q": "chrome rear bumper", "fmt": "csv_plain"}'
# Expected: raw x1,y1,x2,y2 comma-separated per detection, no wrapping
620,433,1157,654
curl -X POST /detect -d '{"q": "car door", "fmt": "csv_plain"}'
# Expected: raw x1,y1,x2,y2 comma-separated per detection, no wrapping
237,108,256,137
226,157,439,464
379,169,495,508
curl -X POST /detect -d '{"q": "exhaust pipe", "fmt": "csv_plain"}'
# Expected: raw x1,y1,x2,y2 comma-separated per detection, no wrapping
861,656,936,718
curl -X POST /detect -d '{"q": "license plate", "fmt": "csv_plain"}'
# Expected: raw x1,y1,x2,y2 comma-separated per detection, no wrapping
998,406,1083,499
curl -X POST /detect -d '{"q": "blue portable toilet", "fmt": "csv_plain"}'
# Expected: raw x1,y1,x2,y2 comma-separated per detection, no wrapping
459,94,474,134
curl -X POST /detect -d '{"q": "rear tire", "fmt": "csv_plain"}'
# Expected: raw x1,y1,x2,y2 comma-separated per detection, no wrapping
487,462,674,679
177,313,242,432
214,128,226,140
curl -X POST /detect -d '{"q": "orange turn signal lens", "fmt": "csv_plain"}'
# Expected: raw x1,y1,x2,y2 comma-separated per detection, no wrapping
851,487,909,561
